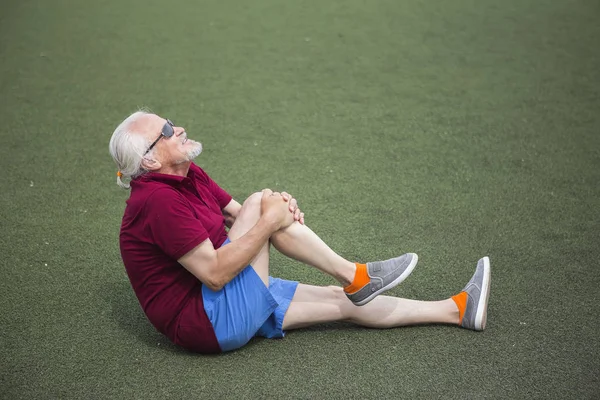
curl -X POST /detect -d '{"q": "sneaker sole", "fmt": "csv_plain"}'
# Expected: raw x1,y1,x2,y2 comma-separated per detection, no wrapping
353,253,419,306
474,256,491,331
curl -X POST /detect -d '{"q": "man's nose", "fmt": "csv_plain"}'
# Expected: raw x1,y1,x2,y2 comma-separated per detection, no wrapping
174,126,185,136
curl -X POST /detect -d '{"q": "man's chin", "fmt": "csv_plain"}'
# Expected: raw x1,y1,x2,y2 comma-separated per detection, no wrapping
187,142,203,160
176,142,203,164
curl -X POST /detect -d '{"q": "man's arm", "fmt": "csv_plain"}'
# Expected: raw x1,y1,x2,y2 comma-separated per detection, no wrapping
179,190,294,290
222,199,242,229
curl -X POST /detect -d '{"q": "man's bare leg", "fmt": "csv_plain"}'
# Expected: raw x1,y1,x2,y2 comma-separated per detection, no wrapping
271,222,356,286
231,192,416,289
227,193,271,286
284,257,491,331
283,284,460,330
229,192,357,286
267,196,422,307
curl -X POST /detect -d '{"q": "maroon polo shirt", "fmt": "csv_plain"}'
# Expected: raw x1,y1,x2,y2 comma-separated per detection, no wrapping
119,162,232,353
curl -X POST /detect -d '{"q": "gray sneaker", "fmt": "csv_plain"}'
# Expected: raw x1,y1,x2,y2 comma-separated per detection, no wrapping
346,253,418,306
459,257,491,331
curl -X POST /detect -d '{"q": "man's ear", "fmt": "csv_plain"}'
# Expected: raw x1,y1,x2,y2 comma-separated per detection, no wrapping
141,157,161,171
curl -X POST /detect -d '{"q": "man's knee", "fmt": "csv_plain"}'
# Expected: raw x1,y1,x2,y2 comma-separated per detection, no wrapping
327,286,356,318
242,192,262,210
238,192,262,219
324,285,347,302
229,192,263,239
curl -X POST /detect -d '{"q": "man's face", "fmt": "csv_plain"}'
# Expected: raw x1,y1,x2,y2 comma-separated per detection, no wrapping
141,114,203,166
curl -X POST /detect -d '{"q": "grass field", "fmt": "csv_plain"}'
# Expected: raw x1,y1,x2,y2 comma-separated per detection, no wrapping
1,0,599,398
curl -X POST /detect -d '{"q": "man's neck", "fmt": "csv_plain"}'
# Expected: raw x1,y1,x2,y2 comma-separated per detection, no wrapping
157,161,192,177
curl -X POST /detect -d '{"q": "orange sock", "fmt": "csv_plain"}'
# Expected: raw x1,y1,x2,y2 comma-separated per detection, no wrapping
451,292,468,325
344,263,370,294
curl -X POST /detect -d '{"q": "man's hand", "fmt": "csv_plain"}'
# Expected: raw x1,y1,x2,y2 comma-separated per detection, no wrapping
280,191,305,225
260,189,296,231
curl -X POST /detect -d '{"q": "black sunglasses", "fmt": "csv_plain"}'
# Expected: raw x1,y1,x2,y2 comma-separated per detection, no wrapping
144,119,175,155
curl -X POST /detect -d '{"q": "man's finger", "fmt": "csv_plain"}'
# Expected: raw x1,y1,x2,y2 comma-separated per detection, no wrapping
300,213,305,225
289,198,297,212
281,192,291,201
294,208,301,220
262,188,273,197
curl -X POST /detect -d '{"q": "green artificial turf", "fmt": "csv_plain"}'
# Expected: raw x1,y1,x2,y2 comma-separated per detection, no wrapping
1,0,599,398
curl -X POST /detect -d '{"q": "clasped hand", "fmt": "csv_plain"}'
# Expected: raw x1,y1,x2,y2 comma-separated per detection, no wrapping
260,188,305,230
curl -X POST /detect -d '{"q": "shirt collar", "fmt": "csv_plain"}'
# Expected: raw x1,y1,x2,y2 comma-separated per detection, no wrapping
136,166,196,188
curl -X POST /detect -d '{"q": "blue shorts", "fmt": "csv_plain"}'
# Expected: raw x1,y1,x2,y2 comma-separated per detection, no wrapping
201,238,299,352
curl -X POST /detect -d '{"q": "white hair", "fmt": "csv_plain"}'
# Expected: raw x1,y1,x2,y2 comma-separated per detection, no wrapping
109,111,151,189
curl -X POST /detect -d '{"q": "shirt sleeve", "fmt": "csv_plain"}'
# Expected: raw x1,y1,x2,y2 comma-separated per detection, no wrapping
144,187,210,260
206,174,233,209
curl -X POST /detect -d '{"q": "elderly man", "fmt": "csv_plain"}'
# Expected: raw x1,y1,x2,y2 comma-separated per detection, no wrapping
109,111,491,353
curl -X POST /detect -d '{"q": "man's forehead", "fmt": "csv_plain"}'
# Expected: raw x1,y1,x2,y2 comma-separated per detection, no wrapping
133,114,164,135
